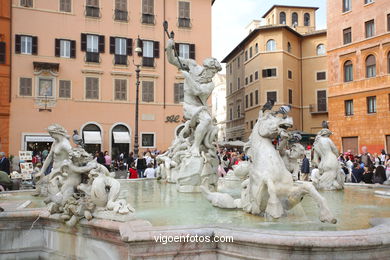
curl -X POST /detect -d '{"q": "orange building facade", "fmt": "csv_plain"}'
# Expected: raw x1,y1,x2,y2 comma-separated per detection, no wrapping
9,0,214,158
327,0,390,154
0,0,11,154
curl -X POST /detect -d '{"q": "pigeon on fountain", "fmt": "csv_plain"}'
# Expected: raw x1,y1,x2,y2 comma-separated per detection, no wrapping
276,105,291,115
72,130,84,147
261,99,275,112
322,120,329,129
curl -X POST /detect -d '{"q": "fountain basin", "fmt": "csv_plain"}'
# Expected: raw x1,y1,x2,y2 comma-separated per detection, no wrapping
1,179,390,259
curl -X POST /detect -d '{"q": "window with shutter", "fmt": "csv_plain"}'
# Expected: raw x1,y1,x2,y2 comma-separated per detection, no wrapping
142,0,155,24
59,80,71,98
60,0,71,12
60,40,71,58
142,40,154,67
178,43,189,59
21,36,33,54
365,20,375,38
174,83,184,103
115,0,128,21
178,1,191,28
343,27,351,45
20,0,33,7
267,91,277,103
0,42,5,64
317,90,327,112
86,0,100,17
19,78,32,96
85,77,99,99
85,35,100,62
142,81,154,102
115,79,127,100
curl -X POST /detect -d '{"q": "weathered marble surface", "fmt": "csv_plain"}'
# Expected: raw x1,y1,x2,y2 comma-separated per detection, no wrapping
1,207,389,260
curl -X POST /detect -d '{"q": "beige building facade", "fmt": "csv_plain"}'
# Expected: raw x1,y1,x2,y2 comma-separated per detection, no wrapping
9,0,214,157
223,5,328,142
327,0,390,154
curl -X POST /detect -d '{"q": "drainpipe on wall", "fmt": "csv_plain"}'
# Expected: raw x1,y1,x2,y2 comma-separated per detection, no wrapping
163,0,166,109
9,1,12,104
300,38,303,131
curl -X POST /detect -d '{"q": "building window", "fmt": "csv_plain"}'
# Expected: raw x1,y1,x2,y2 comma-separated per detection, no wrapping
245,95,248,108
237,56,240,68
266,39,276,51
254,71,258,80
364,0,374,4
262,68,277,78
366,55,376,78
316,71,326,81
115,79,127,101
345,100,353,116
288,89,292,104
343,27,352,45
237,105,241,118
237,78,241,89
141,40,159,67
250,93,253,106
60,0,71,12
250,121,254,129
85,77,99,99
85,0,100,18
177,43,190,59
279,12,286,24
141,133,155,148
288,70,292,79
343,0,351,12
178,1,191,28
245,50,248,61
81,33,104,62
292,12,298,26
174,83,184,103
388,14,390,31
250,74,253,83
344,60,353,82
367,96,376,113
255,43,258,53
245,77,248,85
142,81,154,102
110,37,129,65
142,0,155,24
19,78,32,96
388,52,390,74
249,47,253,58
59,80,71,98
304,13,310,26
229,83,232,93
20,0,33,7
114,0,128,21
287,42,291,53
0,42,5,64
38,78,54,97
267,91,277,103
21,36,32,54
229,62,232,74
317,90,327,112
255,90,259,105
55,39,76,58
365,19,375,38
229,108,233,120
316,44,326,55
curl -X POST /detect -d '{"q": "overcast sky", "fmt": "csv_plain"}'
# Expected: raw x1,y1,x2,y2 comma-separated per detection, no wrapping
212,0,327,70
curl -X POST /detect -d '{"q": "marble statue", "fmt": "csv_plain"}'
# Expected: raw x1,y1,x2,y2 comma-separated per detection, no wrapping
158,38,222,192
33,124,135,226
278,134,305,181
201,109,337,224
311,128,345,190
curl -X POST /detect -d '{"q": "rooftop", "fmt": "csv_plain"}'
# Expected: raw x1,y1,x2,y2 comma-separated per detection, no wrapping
262,5,319,18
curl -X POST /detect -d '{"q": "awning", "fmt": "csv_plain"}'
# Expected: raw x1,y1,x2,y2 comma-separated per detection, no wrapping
25,135,54,142
113,132,130,144
83,131,102,144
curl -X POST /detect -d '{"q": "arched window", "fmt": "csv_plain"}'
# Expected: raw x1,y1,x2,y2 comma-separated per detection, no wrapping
365,55,376,78
316,44,326,55
387,51,390,74
287,42,291,53
304,13,310,26
266,39,276,51
292,12,298,26
279,12,286,24
255,43,258,53
344,60,353,82
111,124,130,160
82,123,102,154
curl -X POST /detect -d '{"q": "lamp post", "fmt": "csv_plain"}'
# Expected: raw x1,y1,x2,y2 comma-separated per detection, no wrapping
133,37,142,157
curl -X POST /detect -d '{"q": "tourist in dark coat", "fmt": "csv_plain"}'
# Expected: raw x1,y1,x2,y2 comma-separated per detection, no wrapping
0,152,10,174
372,165,387,184
300,155,310,181
351,163,364,183
96,152,105,165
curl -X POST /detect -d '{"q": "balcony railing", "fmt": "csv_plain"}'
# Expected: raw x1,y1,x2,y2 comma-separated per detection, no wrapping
85,52,100,63
85,6,100,18
114,55,128,65
141,13,155,24
142,57,154,67
114,9,128,21
178,18,191,28
309,104,328,114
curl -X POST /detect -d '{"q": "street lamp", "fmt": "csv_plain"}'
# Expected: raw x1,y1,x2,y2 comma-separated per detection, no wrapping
133,36,142,157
